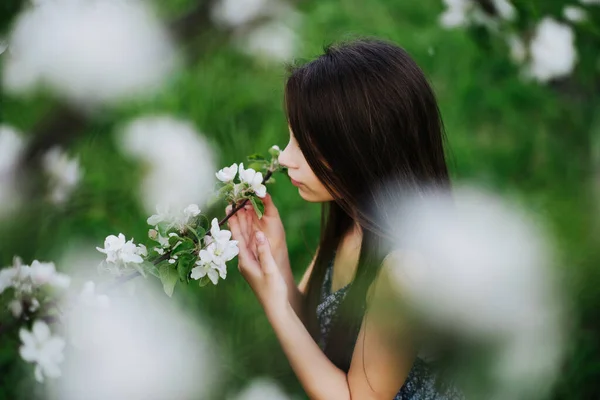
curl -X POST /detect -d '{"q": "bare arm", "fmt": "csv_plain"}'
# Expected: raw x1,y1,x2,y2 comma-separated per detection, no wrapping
266,253,414,399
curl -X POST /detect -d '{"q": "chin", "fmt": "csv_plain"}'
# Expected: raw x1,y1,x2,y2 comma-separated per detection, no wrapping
297,187,332,203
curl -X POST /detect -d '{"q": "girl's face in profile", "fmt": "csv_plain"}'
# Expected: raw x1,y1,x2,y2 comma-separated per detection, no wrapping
279,127,334,203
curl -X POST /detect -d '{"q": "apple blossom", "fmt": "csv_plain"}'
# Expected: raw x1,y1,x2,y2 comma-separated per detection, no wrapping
239,163,267,198
216,163,238,182
19,320,66,382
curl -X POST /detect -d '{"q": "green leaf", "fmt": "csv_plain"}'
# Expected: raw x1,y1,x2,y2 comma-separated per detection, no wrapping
177,253,195,282
247,153,266,161
217,182,234,197
156,222,170,237
196,226,206,239
248,161,267,171
250,196,264,219
265,177,275,184
172,237,195,255
198,276,211,287
158,263,179,297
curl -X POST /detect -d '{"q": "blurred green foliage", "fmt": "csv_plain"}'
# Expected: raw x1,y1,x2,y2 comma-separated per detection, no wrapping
1,0,599,399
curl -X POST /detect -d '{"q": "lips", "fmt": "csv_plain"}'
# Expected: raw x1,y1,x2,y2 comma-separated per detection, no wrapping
289,177,302,187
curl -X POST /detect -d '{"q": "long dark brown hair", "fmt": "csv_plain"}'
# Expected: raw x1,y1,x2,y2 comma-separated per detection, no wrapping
284,38,450,372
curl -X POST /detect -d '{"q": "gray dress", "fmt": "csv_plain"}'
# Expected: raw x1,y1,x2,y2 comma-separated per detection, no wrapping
316,259,464,399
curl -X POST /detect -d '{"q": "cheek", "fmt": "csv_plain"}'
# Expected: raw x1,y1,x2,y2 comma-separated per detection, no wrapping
300,176,334,202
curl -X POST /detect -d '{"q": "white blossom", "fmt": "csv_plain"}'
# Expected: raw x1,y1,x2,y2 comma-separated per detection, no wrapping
382,186,565,400
563,6,587,22
29,260,71,289
147,203,202,233
440,0,515,29
190,262,224,285
580,0,600,5
201,240,239,267
56,288,217,399
9,299,23,317
211,0,270,27
526,18,577,83
241,20,299,62
440,0,470,28
216,163,238,182
77,281,110,310
184,204,201,219
42,147,82,205
209,218,232,244
238,163,267,198
232,378,291,400
96,234,147,272
492,0,516,21
3,0,177,106
1,257,69,301
119,115,215,214
19,320,66,382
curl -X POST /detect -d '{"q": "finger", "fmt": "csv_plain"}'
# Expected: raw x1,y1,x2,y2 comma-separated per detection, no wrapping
255,231,278,275
228,215,245,245
225,205,233,227
262,194,279,217
229,216,261,278
246,211,258,257
238,209,250,243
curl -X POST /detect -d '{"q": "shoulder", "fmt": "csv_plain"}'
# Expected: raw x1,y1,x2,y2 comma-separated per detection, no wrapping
365,249,427,329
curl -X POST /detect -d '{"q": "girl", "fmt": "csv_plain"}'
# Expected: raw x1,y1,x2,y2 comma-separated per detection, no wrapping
227,39,463,399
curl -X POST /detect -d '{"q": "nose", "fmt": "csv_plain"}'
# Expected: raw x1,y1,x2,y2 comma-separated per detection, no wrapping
278,142,294,169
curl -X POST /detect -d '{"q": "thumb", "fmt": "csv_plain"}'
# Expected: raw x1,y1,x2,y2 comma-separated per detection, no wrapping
255,231,278,275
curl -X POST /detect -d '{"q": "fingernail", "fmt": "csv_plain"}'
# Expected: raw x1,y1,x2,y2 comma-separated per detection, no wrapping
256,231,265,243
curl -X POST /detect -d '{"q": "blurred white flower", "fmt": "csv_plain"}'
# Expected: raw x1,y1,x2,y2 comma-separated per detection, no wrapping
19,320,66,383
30,260,71,289
232,378,291,400
96,234,147,276
0,124,25,219
492,0,516,21
212,0,270,27
580,0,600,4
563,6,587,22
239,163,267,198
119,115,216,214
56,286,219,399
3,0,177,106
216,163,238,183
147,203,202,233
383,186,565,400
440,0,515,29
1,257,70,302
77,281,110,310
240,20,299,62
9,299,23,318
42,147,82,205
526,18,577,83
440,0,470,28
